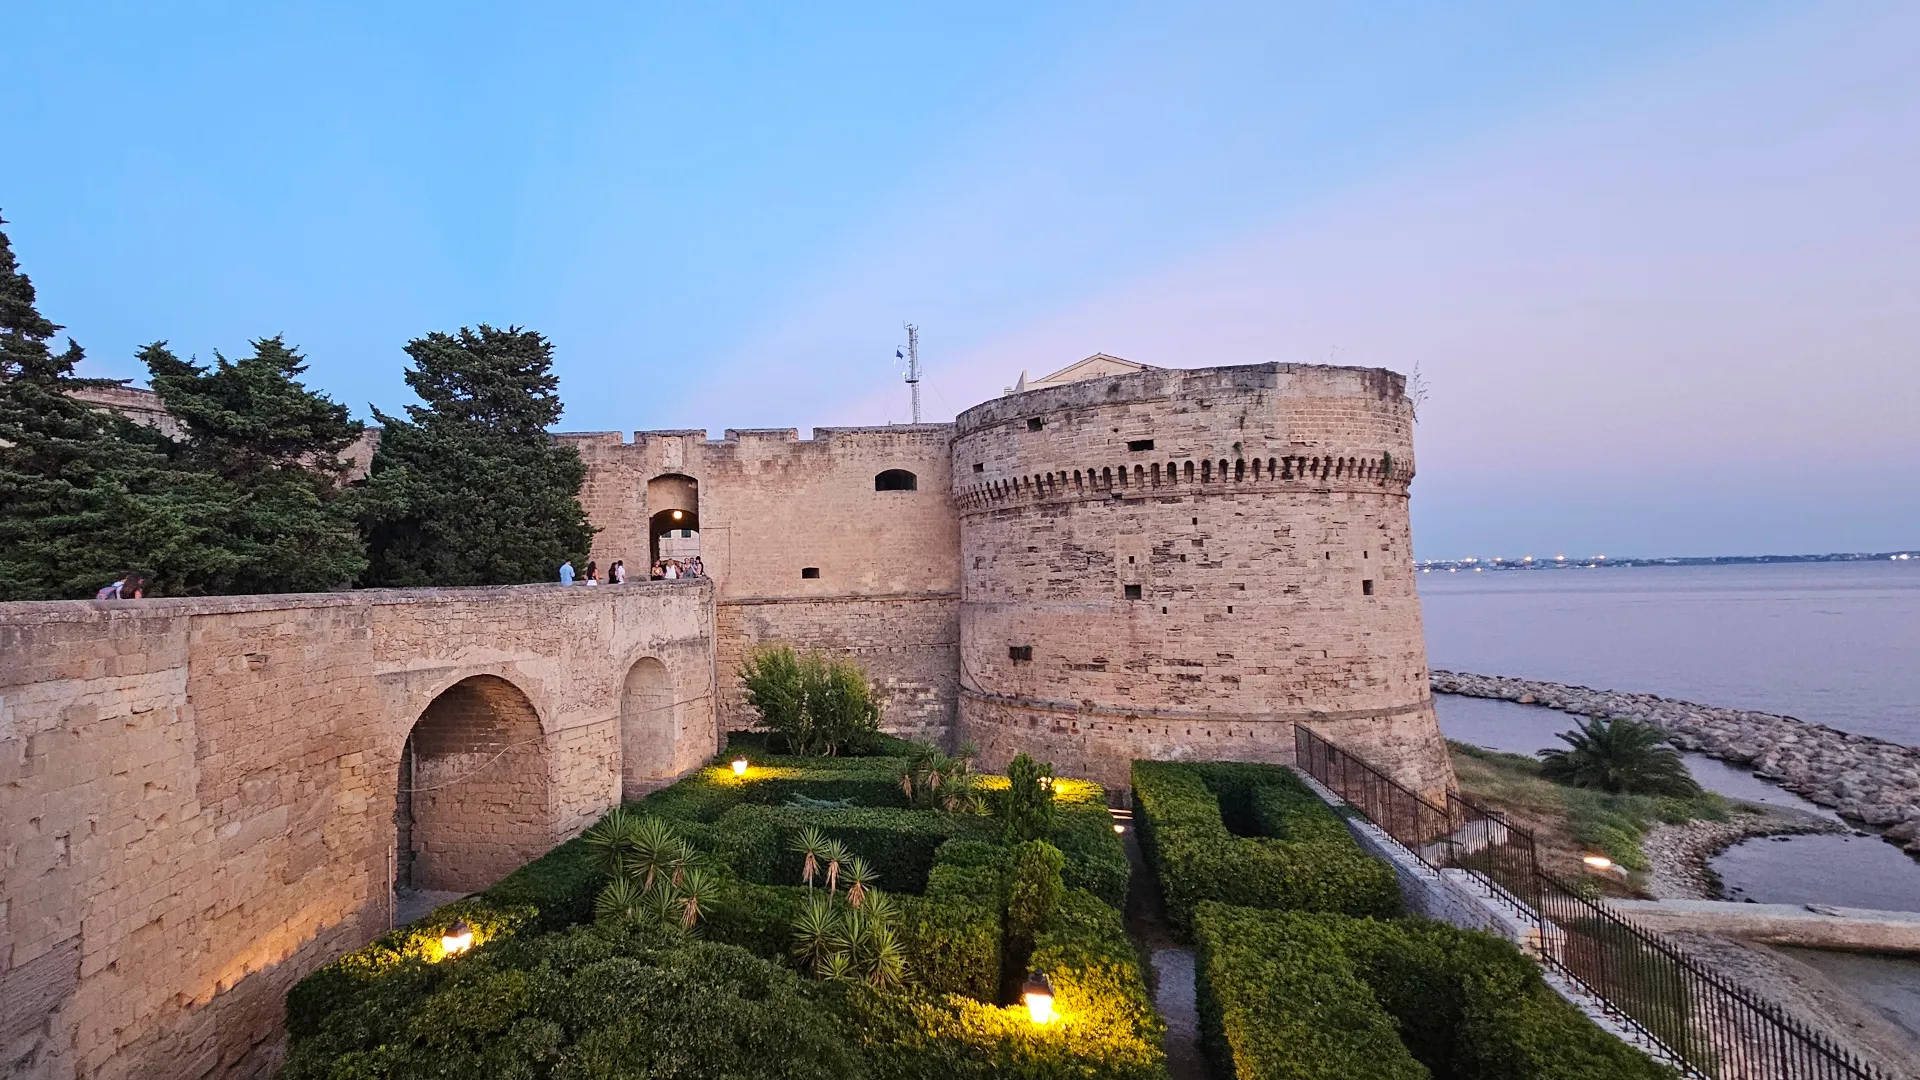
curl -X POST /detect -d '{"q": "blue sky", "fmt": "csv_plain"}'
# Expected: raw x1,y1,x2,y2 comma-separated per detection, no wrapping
5,2,1915,559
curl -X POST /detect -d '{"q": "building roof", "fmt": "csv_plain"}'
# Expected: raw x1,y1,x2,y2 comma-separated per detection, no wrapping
1013,353,1155,393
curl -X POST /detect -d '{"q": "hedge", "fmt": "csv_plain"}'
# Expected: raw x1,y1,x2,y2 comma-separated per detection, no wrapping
1132,760,1400,933
279,924,867,1080
1048,803,1130,909
637,754,912,823
845,888,1168,1080
1194,904,1425,1080
713,804,978,893
1193,904,1676,1080
284,831,607,1041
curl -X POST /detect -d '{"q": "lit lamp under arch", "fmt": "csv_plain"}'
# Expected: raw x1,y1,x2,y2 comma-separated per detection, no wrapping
440,919,474,957
1022,970,1057,1025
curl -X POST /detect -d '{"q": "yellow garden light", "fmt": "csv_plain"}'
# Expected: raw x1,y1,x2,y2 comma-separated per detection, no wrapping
440,919,474,957
1022,970,1057,1025
732,757,749,777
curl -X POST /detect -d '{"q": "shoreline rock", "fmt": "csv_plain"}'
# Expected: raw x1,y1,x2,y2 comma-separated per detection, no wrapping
1431,670,1920,859
1641,807,1842,900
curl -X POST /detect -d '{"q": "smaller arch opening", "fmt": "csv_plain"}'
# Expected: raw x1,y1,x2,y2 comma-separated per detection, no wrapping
875,469,918,492
1184,461,1195,481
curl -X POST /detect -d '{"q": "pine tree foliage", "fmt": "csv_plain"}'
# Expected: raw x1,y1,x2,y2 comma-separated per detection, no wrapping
143,336,368,593
0,214,221,599
360,326,593,586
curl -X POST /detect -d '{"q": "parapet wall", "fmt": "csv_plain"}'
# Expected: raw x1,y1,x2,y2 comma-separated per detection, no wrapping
951,363,1451,797
0,584,714,1080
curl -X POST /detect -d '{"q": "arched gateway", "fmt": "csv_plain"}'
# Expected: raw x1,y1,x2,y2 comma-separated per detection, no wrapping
395,674,551,892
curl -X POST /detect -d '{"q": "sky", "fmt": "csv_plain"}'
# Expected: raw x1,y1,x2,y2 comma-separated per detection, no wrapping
5,2,1916,560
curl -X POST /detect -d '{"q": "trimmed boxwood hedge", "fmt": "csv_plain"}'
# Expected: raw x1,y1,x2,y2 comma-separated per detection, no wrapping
285,831,607,1041
1193,904,1676,1080
285,751,1164,1078
1133,760,1400,933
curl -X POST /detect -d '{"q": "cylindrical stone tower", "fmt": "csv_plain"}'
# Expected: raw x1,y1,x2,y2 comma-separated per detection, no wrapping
951,362,1453,799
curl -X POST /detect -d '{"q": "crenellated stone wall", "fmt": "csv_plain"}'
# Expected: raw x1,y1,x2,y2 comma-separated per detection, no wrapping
0,583,715,1080
560,426,960,741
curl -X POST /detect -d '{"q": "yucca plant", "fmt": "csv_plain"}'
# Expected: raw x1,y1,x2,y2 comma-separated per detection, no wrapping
842,857,877,909
860,921,908,990
793,826,830,890
862,889,900,926
594,875,648,924
1540,717,1702,797
673,868,718,930
819,951,857,983
621,816,682,890
791,893,843,974
582,807,642,878
820,839,851,896
663,836,698,888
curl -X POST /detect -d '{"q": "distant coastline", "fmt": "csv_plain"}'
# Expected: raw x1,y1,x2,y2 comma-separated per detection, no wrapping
1419,550,1917,572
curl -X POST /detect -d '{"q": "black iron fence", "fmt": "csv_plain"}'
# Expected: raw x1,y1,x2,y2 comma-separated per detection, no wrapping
1293,725,1884,1080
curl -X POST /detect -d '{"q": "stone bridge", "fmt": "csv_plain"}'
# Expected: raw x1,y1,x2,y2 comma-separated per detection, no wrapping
0,582,716,1080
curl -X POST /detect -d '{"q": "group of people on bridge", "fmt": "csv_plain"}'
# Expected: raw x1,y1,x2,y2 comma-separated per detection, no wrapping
557,557,704,586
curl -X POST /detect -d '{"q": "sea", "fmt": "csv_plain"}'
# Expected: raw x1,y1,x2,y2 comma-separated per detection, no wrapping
1418,559,1920,913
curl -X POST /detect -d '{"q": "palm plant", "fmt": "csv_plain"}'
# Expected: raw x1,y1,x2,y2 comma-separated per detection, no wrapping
663,836,698,888
862,889,900,926
842,857,877,909
1540,717,1702,797
793,826,830,890
819,951,857,982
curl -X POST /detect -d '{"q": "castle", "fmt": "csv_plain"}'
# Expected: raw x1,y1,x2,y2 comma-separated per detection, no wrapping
0,357,1449,1079
562,356,1450,796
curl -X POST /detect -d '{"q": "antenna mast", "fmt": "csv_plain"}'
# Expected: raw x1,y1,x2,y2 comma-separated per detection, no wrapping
903,323,921,424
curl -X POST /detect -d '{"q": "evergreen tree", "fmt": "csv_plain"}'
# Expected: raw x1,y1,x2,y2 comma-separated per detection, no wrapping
143,336,368,593
360,325,593,585
0,213,224,599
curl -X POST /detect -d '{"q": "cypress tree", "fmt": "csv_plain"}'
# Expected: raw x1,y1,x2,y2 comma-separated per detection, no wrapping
360,325,593,586
0,214,223,599
143,336,368,593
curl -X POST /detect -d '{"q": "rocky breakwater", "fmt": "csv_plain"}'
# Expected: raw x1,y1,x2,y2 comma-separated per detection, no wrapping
1431,671,1920,858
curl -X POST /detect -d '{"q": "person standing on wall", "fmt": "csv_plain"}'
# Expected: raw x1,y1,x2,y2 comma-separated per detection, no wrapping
610,560,626,584
559,560,575,585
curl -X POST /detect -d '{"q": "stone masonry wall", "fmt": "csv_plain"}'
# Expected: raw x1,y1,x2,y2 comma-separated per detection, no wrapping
951,363,1453,797
0,583,714,1080
562,426,959,738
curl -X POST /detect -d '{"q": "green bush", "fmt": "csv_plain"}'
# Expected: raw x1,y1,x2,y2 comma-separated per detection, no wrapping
637,755,911,823
702,881,808,960
280,924,867,1080
1193,905,1676,1080
1132,761,1400,934
739,643,884,757
846,888,1167,1080
1047,804,1130,909
1194,904,1428,1080
713,804,978,892
1006,840,1066,944
993,752,1057,842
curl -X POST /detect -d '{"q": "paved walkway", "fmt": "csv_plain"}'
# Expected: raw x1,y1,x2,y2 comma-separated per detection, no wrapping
1112,807,1210,1080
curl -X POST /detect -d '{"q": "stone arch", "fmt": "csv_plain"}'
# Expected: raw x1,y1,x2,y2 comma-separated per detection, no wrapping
647,473,700,566
620,656,675,801
875,468,917,492
396,674,550,893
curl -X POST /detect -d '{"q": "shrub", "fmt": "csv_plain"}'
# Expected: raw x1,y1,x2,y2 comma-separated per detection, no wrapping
1132,761,1400,934
739,643,883,757
280,925,867,1080
1194,904,1428,1080
1048,802,1130,909
1006,840,1066,944
1193,905,1677,1080
714,804,976,893
845,888,1166,1080
993,752,1057,842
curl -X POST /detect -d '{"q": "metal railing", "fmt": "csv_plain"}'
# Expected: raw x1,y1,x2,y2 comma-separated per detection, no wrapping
1293,725,1884,1080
